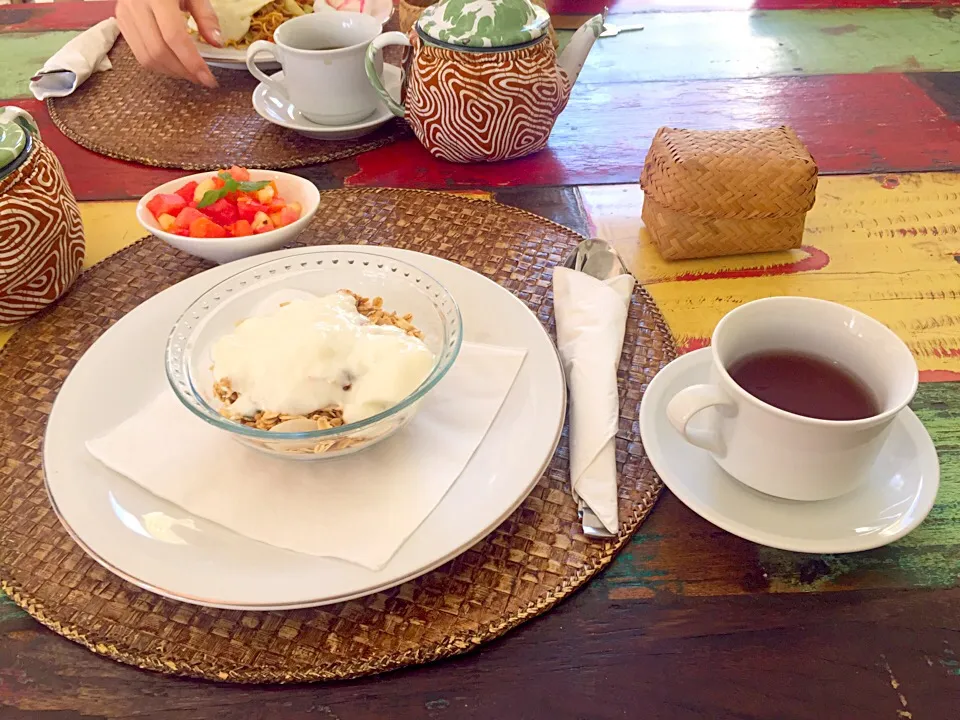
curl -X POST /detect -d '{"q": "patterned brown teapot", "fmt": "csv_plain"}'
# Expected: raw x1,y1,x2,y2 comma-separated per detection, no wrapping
0,107,84,325
365,0,603,163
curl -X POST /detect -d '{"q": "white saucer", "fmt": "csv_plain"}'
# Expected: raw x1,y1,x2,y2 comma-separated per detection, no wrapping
252,65,400,141
639,348,940,553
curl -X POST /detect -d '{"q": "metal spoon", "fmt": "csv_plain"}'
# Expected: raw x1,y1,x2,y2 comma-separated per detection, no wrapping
600,22,645,38
560,238,631,539
30,69,75,83
562,237,629,280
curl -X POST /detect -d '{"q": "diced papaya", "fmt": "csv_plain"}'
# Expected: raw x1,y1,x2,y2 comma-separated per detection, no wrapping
226,165,251,182
189,216,227,238
228,219,253,237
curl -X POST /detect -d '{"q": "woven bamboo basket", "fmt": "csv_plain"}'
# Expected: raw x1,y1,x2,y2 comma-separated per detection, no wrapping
399,0,558,47
640,126,818,261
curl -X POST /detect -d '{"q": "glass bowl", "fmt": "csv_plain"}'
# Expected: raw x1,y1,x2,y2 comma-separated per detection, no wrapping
165,250,463,460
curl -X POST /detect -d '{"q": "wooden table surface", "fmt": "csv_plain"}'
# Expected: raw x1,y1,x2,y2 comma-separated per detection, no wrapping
2,0,960,717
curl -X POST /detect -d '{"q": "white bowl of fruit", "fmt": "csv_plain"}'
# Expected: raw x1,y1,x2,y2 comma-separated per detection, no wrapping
136,166,321,264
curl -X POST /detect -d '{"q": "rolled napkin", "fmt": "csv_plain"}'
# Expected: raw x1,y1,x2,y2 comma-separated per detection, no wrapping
30,18,120,101
553,266,635,535
87,342,526,571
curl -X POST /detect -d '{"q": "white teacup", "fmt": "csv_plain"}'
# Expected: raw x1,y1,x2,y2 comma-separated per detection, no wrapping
246,11,384,126
666,297,918,501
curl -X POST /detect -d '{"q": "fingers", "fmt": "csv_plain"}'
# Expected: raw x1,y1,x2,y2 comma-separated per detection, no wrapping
155,0,218,87
115,0,216,87
185,0,223,48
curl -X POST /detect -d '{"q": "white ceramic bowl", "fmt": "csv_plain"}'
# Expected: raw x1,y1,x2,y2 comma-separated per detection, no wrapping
136,170,321,264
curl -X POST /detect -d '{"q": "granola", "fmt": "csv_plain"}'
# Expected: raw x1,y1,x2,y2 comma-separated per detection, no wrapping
213,291,424,441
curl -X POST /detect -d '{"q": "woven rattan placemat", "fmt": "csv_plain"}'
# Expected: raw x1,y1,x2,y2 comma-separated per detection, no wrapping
47,41,410,170
0,189,674,683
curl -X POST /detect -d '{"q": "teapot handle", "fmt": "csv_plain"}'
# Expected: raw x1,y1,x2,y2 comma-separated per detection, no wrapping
0,106,41,140
366,32,409,118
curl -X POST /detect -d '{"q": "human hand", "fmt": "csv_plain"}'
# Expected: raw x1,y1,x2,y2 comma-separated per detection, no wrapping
116,0,221,87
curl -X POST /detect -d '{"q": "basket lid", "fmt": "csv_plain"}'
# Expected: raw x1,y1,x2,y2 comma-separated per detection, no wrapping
640,126,818,220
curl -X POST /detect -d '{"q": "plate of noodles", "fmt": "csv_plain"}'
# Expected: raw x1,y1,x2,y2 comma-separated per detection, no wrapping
190,0,394,70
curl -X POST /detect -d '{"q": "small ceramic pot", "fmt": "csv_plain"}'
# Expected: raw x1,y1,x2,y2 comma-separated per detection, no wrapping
0,107,84,326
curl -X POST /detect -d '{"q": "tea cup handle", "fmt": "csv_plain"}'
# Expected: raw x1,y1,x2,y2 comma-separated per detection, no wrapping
246,40,285,97
666,384,732,456
366,32,409,117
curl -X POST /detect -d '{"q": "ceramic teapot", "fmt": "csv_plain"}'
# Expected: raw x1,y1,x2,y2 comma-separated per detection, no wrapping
365,0,603,163
0,107,84,326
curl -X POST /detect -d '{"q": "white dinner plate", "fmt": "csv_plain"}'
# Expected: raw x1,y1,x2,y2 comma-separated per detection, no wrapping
639,348,940,553
253,65,399,140
194,0,394,71
196,38,280,71
43,246,565,610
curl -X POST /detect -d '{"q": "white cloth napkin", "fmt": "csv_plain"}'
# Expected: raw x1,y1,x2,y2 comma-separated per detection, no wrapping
553,266,635,535
30,18,120,101
86,342,526,571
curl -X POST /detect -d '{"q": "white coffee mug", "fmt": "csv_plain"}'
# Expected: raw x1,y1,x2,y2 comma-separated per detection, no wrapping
666,297,918,501
246,11,385,126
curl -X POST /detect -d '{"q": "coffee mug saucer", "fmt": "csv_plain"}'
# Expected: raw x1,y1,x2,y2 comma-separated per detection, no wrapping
640,348,940,553
252,65,401,141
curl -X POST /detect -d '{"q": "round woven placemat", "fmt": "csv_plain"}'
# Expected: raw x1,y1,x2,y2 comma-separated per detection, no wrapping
47,40,410,170
0,188,674,683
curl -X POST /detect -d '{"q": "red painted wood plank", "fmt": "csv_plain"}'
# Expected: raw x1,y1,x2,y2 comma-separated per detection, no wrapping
0,1,115,33
10,75,960,198
17,100,184,202
546,0,958,13
347,73,960,189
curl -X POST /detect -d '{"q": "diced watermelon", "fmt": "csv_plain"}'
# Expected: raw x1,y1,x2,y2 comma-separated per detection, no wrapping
189,216,227,238
228,220,253,237
266,197,287,214
146,193,187,220
201,197,239,226
236,195,269,222
175,181,199,204
173,206,205,233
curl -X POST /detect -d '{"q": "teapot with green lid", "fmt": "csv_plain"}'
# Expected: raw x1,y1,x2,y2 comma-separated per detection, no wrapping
0,106,84,325
364,0,604,163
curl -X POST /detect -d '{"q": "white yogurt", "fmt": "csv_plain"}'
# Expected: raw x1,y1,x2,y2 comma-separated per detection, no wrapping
211,292,435,423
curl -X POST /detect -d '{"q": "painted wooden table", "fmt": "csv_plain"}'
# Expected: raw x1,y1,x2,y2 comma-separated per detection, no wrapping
2,0,960,717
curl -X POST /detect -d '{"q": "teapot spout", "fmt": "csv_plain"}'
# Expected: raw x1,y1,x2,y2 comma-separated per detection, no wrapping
557,12,604,88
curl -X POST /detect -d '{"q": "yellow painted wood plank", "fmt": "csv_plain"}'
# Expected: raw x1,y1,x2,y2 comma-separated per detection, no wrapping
580,172,960,378
0,201,144,351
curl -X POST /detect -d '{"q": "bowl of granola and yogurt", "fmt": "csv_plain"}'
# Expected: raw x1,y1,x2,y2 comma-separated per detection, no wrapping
165,250,463,459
